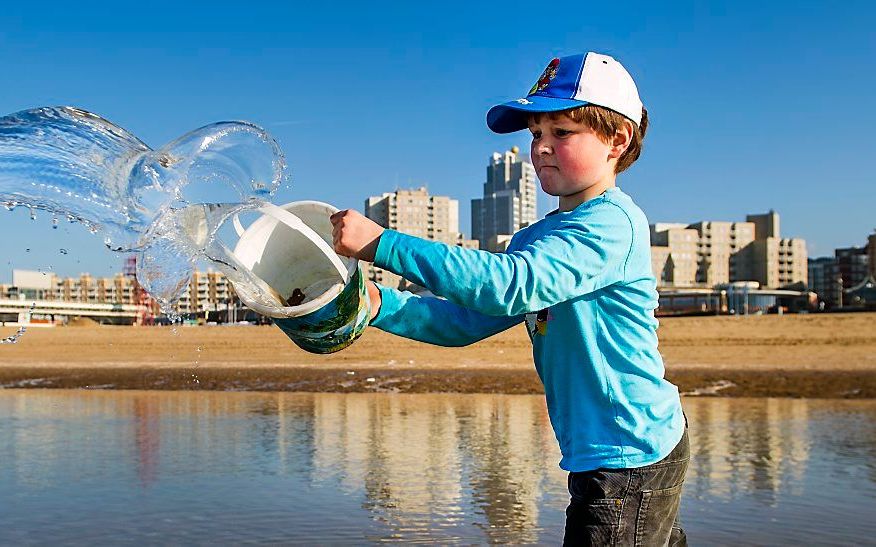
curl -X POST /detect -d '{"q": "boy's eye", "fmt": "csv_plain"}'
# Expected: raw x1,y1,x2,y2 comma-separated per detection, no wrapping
530,130,542,140
554,128,573,137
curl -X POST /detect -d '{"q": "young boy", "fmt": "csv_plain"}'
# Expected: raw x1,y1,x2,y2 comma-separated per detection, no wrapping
330,52,688,546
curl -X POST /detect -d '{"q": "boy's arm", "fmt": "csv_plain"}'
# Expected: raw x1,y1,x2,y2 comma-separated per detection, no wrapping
374,204,633,316
369,284,524,346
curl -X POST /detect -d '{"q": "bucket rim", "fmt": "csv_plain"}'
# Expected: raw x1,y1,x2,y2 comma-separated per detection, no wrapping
230,200,358,318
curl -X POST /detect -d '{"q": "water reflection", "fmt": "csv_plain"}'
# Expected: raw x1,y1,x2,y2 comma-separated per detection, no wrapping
133,397,161,488
308,395,565,543
0,391,874,544
684,398,812,504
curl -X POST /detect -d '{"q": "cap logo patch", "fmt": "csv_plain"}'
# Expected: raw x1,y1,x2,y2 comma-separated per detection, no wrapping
529,58,560,95
515,98,533,105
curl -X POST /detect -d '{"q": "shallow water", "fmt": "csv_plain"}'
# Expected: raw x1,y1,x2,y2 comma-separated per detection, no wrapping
0,391,874,545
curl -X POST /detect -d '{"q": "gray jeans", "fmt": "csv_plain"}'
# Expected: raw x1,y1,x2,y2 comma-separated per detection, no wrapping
563,427,690,546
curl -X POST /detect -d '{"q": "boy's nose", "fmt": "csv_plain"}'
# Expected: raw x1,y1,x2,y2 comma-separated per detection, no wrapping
536,142,553,155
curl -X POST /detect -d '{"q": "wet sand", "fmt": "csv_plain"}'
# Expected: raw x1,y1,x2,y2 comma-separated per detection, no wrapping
1,312,874,397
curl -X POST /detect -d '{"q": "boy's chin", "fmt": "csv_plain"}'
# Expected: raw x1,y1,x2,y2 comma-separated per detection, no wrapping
540,180,579,197
539,180,562,196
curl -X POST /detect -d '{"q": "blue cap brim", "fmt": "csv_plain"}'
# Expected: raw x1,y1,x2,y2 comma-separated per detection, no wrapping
486,96,590,134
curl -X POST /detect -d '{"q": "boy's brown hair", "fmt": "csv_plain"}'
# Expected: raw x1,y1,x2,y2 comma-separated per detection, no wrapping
537,105,649,174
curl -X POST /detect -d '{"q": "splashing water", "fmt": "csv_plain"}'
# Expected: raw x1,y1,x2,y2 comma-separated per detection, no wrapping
0,302,35,344
0,325,27,344
0,106,289,313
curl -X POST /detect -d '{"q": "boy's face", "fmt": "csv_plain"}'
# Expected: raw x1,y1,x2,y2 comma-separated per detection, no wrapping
527,114,614,200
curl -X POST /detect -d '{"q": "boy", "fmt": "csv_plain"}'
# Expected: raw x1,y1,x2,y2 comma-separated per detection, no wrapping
330,52,688,546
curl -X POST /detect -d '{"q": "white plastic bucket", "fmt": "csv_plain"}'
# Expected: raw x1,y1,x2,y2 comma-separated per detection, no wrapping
226,201,371,354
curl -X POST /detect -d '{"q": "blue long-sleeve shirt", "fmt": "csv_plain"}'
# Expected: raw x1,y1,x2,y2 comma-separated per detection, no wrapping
371,187,684,472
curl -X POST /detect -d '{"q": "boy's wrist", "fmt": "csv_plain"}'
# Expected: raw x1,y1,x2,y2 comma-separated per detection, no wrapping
366,281,382,321
373,229,397,269
361,230,383,262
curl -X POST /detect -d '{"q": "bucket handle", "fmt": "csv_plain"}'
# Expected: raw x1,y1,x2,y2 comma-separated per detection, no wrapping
233,204,348,281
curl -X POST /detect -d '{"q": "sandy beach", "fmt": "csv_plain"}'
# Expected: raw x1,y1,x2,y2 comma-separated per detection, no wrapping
1,312,874,397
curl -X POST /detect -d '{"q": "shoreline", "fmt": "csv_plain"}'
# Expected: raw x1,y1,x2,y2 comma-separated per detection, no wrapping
1,312,874,398
1,365,874,398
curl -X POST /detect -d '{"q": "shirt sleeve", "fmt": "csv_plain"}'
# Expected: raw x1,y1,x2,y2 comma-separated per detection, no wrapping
370,284,524,346
374,202,633,316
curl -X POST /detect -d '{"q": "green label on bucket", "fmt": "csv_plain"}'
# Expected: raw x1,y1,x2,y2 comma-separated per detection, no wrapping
273,267,371,354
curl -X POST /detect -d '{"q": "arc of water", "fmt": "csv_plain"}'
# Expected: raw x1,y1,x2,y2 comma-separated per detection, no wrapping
233,204,348,281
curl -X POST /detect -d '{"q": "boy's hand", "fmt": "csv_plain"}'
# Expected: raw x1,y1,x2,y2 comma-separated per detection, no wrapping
329,209,385,262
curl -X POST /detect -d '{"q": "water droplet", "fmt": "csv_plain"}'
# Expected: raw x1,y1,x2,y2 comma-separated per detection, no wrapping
51,216,59,228
3,201,16,211
29,208,36,220
59,248,68,255
25,248,30,252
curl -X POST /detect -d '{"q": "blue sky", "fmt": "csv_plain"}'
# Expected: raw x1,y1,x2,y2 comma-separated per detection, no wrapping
1,0,874,281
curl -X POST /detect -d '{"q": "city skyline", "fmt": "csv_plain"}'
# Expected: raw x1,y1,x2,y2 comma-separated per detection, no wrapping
1,178,870,284
1,1,874,281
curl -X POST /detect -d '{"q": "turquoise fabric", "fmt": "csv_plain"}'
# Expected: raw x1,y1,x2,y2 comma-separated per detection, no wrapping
371,187,684,472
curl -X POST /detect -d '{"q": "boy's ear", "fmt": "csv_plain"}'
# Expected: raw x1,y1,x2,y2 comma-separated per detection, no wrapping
609,120,634,159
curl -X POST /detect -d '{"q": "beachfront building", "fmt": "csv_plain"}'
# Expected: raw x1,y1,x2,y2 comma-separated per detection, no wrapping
176,270,228,314
651,210,807,291
651,221,756,287
365,186,477,290
834,245,870,292
0,269,148,325
870,232,876,277
173,270,235,316
51,273,138,304
689,221,757,285
807,231,875,308
1,266,246,323
471,147,538,252
649,223,698,287
49,272,135,304
4,269,55,300
808,257,840,308
735,211,808,288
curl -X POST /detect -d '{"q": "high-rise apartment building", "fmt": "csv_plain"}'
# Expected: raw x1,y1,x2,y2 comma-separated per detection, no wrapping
366,186,461,244
365,186,476,289
471,147,537,252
